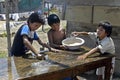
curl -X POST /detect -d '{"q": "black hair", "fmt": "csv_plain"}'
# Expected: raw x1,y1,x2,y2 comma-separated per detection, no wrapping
27,12,45,25
47,14,60,26
98,21,112,37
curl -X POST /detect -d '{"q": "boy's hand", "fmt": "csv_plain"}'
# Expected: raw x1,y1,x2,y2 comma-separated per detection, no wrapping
60,45,68,50
71,32,79,37
77,54,87,60
50,48,59,53
36,54,45,60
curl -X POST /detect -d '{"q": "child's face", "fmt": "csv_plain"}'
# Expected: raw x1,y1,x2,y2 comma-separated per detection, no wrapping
96,26,107,39
29,22,41,31
51,23,60,31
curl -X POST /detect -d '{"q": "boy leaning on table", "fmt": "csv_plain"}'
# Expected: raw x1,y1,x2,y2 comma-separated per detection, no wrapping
11,12,57,60
72,21,115,80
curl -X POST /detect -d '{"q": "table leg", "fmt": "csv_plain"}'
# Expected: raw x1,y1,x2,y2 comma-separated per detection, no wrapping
104,59,112,80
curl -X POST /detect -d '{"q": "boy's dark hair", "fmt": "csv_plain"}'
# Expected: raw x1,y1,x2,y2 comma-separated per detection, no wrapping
27,12,45,25
98,21,112,37
47,14,60,26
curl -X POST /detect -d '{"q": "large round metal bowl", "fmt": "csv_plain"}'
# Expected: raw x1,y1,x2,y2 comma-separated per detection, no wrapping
62,37,85,50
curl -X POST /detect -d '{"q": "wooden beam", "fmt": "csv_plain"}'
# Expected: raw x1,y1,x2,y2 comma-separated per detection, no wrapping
5,0,11,56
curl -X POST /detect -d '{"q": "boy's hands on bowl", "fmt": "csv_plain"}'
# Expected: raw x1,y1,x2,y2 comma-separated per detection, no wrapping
50,48,59,53
60,45,68,50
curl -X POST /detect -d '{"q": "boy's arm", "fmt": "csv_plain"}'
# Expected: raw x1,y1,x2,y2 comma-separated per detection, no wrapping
37,38,51,51
84,47,99,57
37,37,43,45
22,35,39,56
77,47,99,60
72,31,88,36
37,38,59,53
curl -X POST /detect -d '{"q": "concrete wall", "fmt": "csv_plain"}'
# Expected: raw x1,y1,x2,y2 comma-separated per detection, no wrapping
65,6,92,23
65,5,120,27
94,6,120,26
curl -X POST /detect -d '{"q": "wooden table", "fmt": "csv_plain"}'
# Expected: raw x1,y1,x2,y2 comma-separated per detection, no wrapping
13,46,114,80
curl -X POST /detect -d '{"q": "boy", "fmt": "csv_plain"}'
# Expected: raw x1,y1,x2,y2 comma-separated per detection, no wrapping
47,14,67,49
11,12,56,59
72,21,115,80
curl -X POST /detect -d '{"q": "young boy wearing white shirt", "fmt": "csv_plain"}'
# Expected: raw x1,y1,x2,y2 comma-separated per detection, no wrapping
72,21,115,80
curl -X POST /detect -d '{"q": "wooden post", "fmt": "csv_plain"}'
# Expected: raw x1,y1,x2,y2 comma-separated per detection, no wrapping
91,5,94,24
5,0,11,56
62,3,66,20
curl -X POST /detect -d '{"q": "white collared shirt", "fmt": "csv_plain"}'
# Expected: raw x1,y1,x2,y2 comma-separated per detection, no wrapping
88,32,115,54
